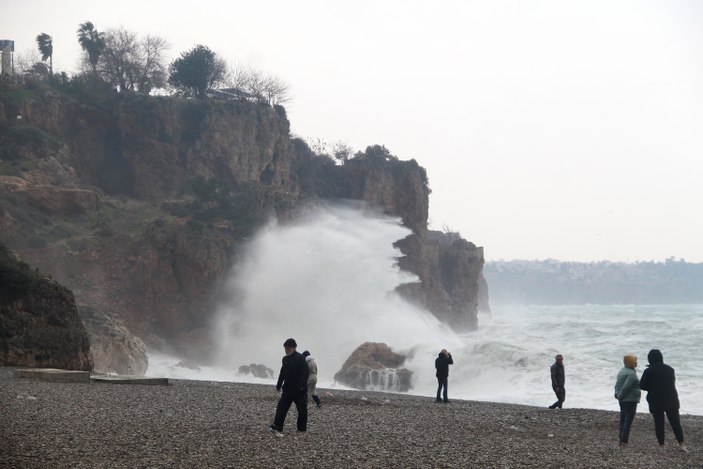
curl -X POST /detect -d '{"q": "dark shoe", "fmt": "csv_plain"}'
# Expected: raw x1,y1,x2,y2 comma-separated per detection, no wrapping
443,400,450,404
548,405,557,409
316,403,321,408
435,399,442,403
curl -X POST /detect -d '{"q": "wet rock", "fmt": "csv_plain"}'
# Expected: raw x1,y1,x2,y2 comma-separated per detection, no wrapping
334,342,412,392
238,363,274,379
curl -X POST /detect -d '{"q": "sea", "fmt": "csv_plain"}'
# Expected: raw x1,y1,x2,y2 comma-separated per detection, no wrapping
146,204,703,416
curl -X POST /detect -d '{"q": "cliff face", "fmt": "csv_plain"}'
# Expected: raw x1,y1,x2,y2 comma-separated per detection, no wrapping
10,87,297,201
0,246,93,370
326,157,485,332
0,80,485,364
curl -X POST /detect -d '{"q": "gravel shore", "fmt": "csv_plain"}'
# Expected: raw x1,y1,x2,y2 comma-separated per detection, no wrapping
1,367,700,468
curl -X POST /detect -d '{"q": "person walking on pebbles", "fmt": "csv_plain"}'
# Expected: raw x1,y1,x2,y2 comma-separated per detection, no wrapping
549,354,565,409
269,338,309,436
302,350,321,408
614,354,641,447
639,349,687,452
435,349,453,403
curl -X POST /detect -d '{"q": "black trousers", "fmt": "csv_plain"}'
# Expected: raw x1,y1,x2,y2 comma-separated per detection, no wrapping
436,377,448,402
652,408,684,444
273,390,308,432
551,386,565,408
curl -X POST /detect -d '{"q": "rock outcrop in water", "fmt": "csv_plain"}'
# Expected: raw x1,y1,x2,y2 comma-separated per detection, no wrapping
0,79,487,366
334,342,412,392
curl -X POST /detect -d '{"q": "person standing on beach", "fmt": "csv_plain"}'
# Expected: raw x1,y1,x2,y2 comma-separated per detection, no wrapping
549,354,565,409
639,349,687,452
614,354,641,447
302,350,321,408
435,349,453,403
269,338,309,435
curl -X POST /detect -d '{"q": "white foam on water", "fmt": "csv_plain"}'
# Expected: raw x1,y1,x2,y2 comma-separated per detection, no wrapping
147,204,703,415
209,203,462,383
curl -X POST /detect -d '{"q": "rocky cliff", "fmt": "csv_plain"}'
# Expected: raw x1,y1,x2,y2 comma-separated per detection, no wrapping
0,244,93,370
0,78,486,366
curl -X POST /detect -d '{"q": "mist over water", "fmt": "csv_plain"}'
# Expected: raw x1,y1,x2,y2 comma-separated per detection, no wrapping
211,203,461,381
146,204,703,416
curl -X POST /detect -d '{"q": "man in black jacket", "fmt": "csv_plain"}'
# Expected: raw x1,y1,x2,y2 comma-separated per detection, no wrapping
639,349,687,452
549,354,565,409
269,338,309,435
435,349,453,403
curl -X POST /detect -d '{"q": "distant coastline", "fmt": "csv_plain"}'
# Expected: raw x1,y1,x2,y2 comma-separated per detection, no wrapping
485,259,703,305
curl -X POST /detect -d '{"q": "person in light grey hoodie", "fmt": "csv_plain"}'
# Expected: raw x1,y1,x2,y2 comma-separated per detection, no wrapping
614,354,641,446
302,351,321,408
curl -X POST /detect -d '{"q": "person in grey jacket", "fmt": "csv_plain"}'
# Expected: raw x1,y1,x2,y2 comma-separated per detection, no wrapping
614,354,641,446
302,350,321,408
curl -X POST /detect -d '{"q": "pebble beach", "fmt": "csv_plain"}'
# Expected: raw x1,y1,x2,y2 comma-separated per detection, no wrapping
1,367,701,468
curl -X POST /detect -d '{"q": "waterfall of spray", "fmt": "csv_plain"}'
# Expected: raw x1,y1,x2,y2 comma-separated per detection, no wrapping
212,203,461,385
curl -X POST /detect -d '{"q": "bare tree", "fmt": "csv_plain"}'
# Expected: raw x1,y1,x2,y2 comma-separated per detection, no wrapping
15,48,42,74
331,141,353,164
137,34,169,93
261,75,291,105
233,68,291,105
99,27,170,93
101,27,139,91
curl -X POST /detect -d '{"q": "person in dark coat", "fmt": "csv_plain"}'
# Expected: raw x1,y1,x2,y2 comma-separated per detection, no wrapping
639,349,687,452
549,354,565,409
435,349,453,403
269,338,309,435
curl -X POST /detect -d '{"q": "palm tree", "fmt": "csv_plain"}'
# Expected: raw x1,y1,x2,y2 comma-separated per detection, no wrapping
77,21,106,74
35,33,53,75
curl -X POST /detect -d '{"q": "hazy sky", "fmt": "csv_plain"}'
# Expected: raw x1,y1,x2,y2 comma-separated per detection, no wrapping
4,0,703,262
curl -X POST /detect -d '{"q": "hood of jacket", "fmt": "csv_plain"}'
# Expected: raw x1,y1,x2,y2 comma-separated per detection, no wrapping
647,349,664,366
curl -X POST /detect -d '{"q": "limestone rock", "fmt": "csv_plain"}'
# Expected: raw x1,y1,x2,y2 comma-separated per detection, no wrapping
334,342,412,392
0,245,93,371
81,307,148,376
0,83,489,361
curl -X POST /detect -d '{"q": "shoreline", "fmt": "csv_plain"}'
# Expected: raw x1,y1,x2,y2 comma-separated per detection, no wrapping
2,366,701,468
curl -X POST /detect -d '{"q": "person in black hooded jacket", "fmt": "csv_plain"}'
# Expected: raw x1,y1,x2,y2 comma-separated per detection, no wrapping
435,349,453,403
639,349,686,452
269,338,309,434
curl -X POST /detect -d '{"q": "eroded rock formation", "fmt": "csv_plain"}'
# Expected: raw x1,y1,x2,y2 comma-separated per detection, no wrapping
334,342,412,392
0,245,93,370
0,80,488,363
81,307,148,375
